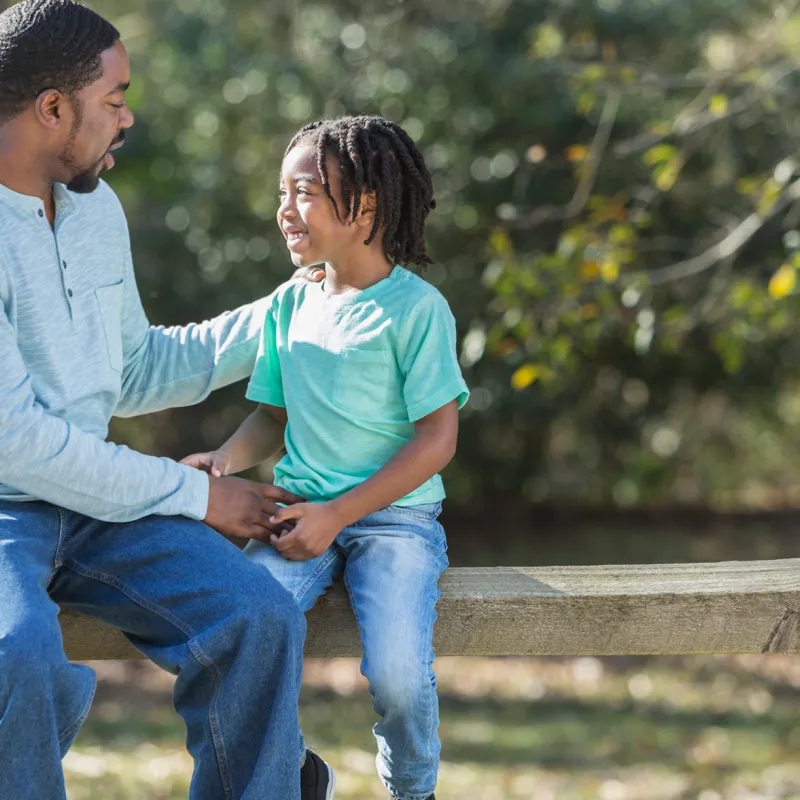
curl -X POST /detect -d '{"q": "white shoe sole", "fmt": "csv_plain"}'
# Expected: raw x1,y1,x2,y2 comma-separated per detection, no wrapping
324,760,336,799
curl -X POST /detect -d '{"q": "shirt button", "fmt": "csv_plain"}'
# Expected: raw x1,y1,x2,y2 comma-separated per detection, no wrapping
37,209,44,217
62,261,67,269
67,289,73,297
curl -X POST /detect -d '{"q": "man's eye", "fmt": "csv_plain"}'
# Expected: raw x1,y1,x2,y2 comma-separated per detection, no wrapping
110,102,124,109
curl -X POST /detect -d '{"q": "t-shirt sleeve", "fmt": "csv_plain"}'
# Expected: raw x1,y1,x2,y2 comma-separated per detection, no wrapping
245,299,285,408
399,292,470,422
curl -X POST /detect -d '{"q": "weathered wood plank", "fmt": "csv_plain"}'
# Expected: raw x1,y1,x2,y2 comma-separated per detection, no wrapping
60,559,800,660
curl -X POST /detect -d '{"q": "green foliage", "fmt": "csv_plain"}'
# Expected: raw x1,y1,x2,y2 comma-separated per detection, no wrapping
87,0,800,508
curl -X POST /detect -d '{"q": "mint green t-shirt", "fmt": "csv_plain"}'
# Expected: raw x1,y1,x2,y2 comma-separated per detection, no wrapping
245,266,469,506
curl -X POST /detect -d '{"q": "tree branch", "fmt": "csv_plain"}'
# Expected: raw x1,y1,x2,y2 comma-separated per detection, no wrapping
638,175,800,286
519,88,621,227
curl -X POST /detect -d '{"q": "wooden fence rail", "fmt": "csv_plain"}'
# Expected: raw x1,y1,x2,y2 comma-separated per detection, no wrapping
60,559,800,660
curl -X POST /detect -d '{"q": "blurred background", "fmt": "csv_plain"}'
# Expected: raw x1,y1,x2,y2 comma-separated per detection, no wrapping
32,0,800,795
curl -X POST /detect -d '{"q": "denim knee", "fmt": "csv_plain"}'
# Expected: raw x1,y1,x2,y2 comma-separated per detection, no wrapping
241,578,307,645
0,617,67,677
367,658,431,712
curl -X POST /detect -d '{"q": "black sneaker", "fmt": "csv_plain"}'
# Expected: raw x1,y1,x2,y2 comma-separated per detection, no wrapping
301,748,336,799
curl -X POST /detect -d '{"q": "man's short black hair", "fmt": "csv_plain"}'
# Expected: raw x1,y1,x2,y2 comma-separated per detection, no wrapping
0,0,119,123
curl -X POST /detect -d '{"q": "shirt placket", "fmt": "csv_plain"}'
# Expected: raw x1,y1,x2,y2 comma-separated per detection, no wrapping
36,198,77,319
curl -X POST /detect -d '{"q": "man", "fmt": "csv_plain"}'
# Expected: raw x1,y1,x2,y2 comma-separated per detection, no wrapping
0,1,330,798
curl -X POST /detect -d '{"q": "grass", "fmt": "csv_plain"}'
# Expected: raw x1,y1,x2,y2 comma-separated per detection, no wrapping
64,654,800,799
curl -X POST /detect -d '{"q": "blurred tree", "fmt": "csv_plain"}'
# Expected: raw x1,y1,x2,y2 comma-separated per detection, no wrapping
52,0,800,510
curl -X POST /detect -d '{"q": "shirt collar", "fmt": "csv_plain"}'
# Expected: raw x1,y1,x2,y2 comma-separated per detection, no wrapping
0,181,76,218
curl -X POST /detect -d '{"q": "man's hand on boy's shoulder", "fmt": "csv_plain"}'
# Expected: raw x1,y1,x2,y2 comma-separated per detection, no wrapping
292,265,325,282
268,501,343,560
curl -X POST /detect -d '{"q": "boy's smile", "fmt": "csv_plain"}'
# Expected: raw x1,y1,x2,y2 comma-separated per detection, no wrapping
278,143,370,269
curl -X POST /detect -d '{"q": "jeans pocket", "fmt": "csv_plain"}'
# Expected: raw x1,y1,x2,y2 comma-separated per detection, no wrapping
94,280,124,374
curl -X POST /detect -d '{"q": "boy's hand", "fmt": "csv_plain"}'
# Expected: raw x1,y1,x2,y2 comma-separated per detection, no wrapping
269,502,344,560
181,450,232,478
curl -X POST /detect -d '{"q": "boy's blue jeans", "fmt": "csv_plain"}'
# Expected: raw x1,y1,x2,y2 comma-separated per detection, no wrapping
0,500,306,800
245,502,448,800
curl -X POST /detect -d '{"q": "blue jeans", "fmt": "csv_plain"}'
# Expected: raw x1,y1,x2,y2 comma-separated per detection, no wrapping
245,502,448,800
0,500,306,800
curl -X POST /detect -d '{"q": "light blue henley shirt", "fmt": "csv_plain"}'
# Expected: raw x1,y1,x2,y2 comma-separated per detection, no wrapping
0,179,267,522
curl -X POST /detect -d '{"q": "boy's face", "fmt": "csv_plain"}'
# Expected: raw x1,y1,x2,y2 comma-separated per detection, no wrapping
277,143,367,268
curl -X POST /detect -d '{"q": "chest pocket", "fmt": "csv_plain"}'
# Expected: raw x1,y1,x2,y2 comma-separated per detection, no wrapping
95,280,124,373
333,348,390,414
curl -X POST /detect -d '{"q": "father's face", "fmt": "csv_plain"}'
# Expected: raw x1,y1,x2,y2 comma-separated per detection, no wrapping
59,40,134,193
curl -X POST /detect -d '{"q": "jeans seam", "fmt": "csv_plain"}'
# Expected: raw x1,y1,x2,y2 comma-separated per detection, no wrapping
295,549,340,605
424,582,442,763
342,570,363,632
63,558,198,637
57,669,96,747
60,559,235,800
187,637,233,800
46,506,67,587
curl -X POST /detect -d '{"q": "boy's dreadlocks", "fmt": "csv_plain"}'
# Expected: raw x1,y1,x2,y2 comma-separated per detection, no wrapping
286,115,436,267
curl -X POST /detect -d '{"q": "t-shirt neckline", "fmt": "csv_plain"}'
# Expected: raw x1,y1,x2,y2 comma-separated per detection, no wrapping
318,265,403,306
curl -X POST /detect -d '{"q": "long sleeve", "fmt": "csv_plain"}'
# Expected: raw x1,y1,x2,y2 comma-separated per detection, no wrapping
115,242,270,419
0,296,209,523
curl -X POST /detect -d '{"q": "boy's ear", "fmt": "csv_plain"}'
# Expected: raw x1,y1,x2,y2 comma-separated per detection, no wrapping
356,191,377,228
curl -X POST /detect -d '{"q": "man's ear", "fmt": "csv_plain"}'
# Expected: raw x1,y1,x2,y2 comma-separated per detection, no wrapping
34,89,68,131
356,191,378,228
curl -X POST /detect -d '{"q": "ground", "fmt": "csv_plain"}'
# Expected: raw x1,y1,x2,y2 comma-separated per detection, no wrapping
64,653,800,799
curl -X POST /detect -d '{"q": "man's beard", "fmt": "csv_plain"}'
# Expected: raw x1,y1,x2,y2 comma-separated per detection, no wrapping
65,156,105,194
58,101,122,194
58,101,103,194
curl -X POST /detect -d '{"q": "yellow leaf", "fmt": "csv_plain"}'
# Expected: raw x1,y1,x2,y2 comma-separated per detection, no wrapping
769,264,796,298
600,256,619,283
530,23,564,58
758,179,782,217
609,223,634,244
566,144,588,163
489,230,513,255
642,144,677,166
511,363,541,391
580,261,600,281
709,94,728,117
654,156,683,192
